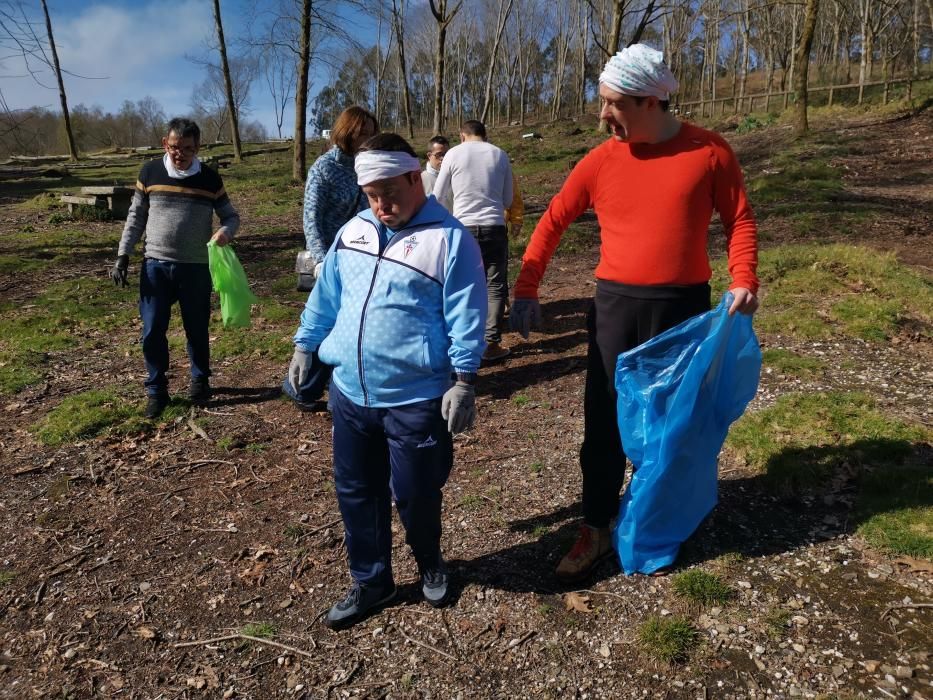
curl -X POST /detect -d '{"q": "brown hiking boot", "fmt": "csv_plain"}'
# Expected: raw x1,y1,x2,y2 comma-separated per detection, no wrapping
482,341,511,362
555,524,613,583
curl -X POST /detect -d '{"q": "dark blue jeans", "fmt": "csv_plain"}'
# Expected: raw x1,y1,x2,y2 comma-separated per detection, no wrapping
139,258,213,397
330,385,453,588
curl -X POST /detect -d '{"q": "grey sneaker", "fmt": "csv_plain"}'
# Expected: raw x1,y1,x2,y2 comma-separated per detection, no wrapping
421,560,450,608
324,582,396,630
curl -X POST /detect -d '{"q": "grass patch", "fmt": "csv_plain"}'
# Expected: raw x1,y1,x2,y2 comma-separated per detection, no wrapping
240,622,276,639
210,326,292,362
32,389,141,445
458,494,483,510
0,570,15,587
752,244,933,341
856,463,932,559
763,608,791,640
255,297,302,324
0,278,138,395
638,615,699,664
747,151,842,209
727,391,930,492
671,569,733,607
761,348,826,379
512,394,531,407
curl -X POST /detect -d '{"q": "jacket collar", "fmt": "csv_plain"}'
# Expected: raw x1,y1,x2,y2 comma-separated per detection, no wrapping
358,194,449,234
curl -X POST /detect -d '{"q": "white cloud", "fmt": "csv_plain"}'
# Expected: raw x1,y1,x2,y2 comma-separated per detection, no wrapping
3,0,212,116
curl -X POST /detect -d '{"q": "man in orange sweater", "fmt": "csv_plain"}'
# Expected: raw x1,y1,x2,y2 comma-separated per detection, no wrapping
511,44,759,584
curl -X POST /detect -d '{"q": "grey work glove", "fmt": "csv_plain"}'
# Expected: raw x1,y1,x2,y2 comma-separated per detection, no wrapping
313,261,324,279
288,347,315,394
509,298,542,339
111,254,129,287
441,381,476,434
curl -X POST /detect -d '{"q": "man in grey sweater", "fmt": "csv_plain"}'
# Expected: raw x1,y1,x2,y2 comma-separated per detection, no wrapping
111,117,240,418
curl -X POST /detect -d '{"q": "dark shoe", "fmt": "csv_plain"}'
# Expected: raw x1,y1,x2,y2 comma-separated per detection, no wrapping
188,377,211,404
555,524,613,584
145,393,169,419
421,561,450,608
482,341,511,362
324,582,396,631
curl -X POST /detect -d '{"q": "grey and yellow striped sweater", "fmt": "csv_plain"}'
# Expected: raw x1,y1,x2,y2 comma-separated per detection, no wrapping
117,158,240,264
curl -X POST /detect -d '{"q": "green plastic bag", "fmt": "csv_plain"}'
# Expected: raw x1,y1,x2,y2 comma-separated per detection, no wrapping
207,241,257,328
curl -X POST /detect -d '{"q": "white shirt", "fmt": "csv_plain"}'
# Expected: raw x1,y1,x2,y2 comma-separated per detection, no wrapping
433,141,513,227
422,164,452,211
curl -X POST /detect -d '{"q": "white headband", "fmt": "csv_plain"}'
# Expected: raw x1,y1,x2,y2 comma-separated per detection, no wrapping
355,150,422,186
599,43,679,101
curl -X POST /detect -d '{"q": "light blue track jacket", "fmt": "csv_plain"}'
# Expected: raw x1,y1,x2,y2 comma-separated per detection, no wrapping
293,195,487,408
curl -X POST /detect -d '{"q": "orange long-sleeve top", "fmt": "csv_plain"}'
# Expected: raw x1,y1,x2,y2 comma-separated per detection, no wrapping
513,122,759,298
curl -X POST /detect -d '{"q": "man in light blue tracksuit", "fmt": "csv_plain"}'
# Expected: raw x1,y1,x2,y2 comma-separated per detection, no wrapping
287,133,487,630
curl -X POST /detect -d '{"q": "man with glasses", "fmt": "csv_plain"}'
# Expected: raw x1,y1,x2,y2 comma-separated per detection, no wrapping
421,135,451,211
111,117,240,418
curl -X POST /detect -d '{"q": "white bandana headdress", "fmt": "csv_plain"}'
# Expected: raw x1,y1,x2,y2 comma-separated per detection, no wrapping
598,44,679,101
355,150,422,186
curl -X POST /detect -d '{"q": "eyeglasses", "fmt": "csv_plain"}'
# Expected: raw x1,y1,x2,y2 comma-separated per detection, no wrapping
166,143,197,156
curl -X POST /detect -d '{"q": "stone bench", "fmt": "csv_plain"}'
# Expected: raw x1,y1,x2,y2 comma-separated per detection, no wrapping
60,194,107,214
59,186,135,218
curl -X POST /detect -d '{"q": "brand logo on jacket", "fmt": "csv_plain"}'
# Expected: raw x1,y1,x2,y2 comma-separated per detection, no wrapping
416,434,437,449
349,234,369,246
403,234,419,258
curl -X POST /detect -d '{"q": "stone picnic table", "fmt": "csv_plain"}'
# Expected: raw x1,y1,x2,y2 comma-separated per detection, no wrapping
60,186,135,218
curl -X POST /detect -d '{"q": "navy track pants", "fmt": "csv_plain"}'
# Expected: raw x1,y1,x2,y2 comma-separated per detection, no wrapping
330,385,453,587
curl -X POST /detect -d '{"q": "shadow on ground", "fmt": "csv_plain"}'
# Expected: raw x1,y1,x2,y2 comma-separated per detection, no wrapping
451,437,930,595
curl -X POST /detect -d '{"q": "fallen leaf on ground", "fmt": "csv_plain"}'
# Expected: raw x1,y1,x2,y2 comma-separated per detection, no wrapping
238,560,268,585
563,592,592,613
893,557,933,573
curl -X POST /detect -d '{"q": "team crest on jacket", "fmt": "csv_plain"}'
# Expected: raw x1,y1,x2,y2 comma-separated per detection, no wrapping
403,234,418,258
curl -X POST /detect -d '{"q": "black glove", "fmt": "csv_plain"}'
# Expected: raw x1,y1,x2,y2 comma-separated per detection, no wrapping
111,254,129,288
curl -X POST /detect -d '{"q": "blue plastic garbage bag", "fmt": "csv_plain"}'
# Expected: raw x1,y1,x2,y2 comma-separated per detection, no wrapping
281,349,332,409
612,292,762,575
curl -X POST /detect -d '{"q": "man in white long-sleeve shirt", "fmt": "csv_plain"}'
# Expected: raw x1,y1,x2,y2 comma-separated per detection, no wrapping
433,120,514,361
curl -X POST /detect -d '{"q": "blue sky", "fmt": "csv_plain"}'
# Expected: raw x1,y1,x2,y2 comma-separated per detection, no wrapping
1,0,377,136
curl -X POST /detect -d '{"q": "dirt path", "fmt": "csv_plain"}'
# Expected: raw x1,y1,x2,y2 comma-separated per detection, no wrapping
0,110,930,699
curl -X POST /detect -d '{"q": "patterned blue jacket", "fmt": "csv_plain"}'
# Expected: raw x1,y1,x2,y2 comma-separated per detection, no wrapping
293,196,487,408
302,146,366,262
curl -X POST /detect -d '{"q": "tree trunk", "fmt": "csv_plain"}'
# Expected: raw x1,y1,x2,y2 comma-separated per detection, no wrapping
517,18,528,126
212,0,242,162
40,0,77,162
578,5,588,115
598,0,625,133
784,5,798,110
430,0,463,135
292,0,311,181
480,0,514,123
392,0,414,139
794,0,820,136
738,0,750,112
